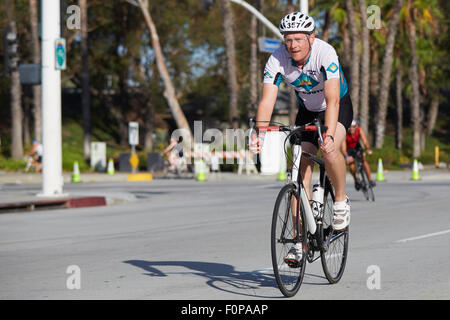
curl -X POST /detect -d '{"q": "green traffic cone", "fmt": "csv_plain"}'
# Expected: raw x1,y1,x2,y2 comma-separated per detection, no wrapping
196,159,207,181
411,159,421,181
72,161,81,183
107,158,115,175
376,158,385,182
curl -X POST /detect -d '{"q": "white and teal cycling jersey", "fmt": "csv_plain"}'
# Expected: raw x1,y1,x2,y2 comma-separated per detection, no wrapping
263,38,348,113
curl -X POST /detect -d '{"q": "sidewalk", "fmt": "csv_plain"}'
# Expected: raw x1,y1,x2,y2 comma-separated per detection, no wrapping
1,168,449,213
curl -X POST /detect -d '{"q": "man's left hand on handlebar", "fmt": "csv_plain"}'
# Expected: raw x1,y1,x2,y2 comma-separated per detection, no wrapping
319,135,335,155
249,131,265,154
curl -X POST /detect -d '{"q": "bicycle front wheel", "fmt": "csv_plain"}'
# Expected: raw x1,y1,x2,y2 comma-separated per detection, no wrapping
320,183,349,284
362,168,375,202
271,183,307,297
357,163,370,200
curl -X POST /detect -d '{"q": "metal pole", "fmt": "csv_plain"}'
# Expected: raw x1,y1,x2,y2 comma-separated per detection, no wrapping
40,0,64,196
300,0,308,15
229,0,283,40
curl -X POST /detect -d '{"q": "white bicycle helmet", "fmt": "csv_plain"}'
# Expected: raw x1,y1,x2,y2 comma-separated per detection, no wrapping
279,12,315,34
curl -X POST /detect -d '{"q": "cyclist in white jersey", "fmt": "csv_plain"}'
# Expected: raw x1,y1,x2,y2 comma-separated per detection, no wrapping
250,12,353,265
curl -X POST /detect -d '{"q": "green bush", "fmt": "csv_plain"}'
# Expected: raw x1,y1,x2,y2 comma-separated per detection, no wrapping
0,157,27,171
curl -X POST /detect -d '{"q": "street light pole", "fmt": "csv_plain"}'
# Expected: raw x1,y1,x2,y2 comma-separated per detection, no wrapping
300,0,308,15
40,0,64,196
229,0,283,40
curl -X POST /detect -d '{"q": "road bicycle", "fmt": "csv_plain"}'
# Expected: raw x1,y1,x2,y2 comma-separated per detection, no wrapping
250,118,349,297
353,145,375,201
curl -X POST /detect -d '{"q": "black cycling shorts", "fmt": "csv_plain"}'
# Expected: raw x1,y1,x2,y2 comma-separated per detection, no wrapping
294,92,353,148
347,143,363,158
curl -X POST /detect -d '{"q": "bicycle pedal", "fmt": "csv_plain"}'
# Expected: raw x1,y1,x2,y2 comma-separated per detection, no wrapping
284,259,300,268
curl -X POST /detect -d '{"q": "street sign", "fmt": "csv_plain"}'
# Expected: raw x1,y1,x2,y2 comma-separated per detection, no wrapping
258,37,282,53
19,64,41,85
55,38,66,70
128,122,139,146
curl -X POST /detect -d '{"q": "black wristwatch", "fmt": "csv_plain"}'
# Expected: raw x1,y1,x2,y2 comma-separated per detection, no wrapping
327,135,334,142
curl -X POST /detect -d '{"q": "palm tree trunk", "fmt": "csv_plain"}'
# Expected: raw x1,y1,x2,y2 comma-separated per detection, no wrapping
345,0,360,117
358,0,370,134
218,0,239,129
136,0,193,144
322,3,338,42
29,0,42,143
286,0,297,124
144,99,154,151
80,0,91,160
248,0,261,119
374,0,404,148
5,0,23,159
407,2,421,158
426,91,439,135
342,17,351,68
395,65,403,149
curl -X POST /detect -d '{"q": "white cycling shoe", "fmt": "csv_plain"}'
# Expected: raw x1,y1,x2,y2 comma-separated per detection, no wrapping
332,197,351,230
284,243,303,267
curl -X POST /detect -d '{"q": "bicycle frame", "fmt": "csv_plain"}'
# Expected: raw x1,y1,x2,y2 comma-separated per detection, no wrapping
291,144,335,253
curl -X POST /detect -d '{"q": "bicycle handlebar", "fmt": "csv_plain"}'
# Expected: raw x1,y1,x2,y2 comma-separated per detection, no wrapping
249,118,328,145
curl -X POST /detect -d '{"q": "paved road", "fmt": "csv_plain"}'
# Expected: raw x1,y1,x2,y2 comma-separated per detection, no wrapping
0,173,449,299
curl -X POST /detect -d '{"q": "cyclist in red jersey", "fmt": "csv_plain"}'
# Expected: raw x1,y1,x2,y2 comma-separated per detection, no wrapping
341,119,376,190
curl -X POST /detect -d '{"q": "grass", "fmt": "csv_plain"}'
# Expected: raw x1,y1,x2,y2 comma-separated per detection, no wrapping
367,128,450,171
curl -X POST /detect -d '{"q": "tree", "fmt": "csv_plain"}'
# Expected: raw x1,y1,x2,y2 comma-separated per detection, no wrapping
29,0,41,143
407,0,422,158
218,0,239,129
358,0,370,134
128,0,193,144
395,60,403,149
80,0,91,160
5,0,23,159
374,0,405,148
345,0,360,116
286,0,297,125
248,0,262,119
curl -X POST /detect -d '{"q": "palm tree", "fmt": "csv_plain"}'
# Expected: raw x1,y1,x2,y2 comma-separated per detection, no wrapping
407,0,421,158
286,0,297,124
395,59,403,150
5,0,23,159
248,0,262,119
80,0,91,160
29,0,41,143
374,0,405,148
358,0,370,133
345,0,360,116
218,0,239,129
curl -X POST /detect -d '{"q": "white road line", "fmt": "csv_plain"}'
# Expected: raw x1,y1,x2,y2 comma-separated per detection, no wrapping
395,229,450,243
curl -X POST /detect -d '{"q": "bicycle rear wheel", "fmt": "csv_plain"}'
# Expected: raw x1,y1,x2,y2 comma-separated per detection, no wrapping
271,183,307,297
320,182,349,284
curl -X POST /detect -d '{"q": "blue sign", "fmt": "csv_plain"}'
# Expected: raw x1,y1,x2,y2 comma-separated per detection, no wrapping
258,37,282,53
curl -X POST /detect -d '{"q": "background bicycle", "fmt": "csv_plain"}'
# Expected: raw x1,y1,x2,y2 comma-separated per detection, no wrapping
351,143,375,201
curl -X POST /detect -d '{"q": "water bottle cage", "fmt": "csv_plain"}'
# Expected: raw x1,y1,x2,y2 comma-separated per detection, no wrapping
310,200,323,218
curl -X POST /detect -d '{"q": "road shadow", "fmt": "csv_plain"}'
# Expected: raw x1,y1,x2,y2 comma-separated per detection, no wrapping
123,260,327,298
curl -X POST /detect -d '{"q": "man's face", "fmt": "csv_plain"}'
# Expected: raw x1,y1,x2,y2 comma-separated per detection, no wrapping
284,32,315,64
349,125,357,135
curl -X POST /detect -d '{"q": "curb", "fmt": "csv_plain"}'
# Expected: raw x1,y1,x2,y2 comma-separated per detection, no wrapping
0,196,106,214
